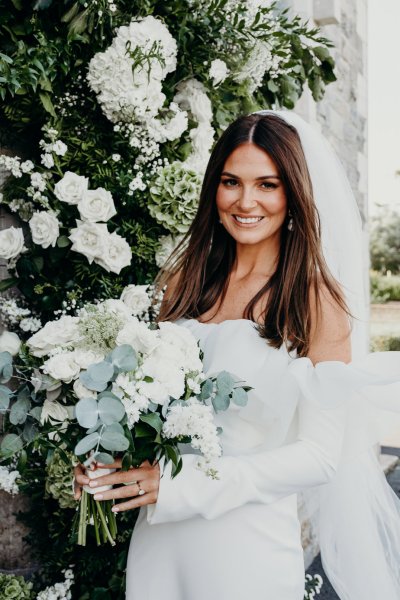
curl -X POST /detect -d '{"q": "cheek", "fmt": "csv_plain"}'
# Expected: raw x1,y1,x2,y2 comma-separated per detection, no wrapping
260,191,287,215
216,185,234,210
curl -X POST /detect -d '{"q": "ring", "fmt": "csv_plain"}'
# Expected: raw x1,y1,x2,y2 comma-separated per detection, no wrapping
137,481,145,496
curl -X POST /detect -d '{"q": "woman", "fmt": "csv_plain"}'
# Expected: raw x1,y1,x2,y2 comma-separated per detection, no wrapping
75,110,400,599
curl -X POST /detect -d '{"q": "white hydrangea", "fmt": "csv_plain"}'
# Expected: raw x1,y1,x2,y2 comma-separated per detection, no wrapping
163,398,222,462
155,234,185,268
29,211,60,249
0,465,20,495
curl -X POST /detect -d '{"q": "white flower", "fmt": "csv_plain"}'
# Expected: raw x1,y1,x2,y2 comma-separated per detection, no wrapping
30,172,46,191
54,171,89,205
40,398,70,424
120,284,151,316
0,465,20,495
41,153,55,168
101,298,134,320
116,318,159,354
94,231,132,274
157,321,203,372
69,220,109,264
73,378,97,399
52,140,68,156
209,59,229,85
163,398,222,461
73,348,105,369
112,153,121,161
0,226,26,260
29,211,60,249
78,188,117,222
155,234,184,268
0,330,21,355
174,78,213,123
42,351,81,383
19,317,42,333
27,315,80,357
141,353,186,402
20,160,34,173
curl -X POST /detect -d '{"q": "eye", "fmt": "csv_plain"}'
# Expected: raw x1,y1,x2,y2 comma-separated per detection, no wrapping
260,182,277,190
221,178,238,187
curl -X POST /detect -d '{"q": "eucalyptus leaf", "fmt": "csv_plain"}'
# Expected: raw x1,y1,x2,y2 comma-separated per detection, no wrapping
216,371,236,396
75,397,98,428
231,387,248,407
10,396,31,425
1,433,23,456
107,344,137,373
100,429,129,452
200,378,214,400
28,406,42,421
86,417,102,434
95,452,114,465
103,422,125,435
98,397,125,425
0,385,12,410
74,432,100,456
22,421,38,443
212,393,230,412
0,352,13,383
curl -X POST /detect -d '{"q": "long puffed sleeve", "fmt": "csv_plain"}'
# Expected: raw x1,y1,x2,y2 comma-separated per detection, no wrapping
147,355,400,525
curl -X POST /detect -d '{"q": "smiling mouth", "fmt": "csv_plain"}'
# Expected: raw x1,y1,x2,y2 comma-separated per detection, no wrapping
232,215,265,224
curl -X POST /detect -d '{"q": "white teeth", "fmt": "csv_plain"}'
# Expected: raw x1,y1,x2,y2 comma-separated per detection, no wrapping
234,216,263,224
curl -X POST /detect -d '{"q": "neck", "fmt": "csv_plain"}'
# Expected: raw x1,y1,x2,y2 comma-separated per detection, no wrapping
232,235,280,279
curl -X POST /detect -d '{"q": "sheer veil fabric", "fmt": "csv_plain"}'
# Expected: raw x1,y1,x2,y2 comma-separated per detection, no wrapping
253,110,400,599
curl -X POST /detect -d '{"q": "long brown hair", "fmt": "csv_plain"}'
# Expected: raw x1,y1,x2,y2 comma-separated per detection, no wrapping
155,113,351,357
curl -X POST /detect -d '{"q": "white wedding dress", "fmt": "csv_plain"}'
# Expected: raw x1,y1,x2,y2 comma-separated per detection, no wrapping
126,317,400,600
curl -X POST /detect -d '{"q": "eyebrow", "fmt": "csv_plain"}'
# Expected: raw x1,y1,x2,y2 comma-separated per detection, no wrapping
221,171,281,180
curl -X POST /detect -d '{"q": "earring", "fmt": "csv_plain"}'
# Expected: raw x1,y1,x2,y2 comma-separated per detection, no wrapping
219,219,222,224
287,210,294,231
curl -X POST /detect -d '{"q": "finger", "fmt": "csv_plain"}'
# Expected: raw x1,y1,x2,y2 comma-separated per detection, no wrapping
111,493,157,513
93,482,141,501
95,458,123,469
88,467,145,489
73,476,82,501
75,469,90,486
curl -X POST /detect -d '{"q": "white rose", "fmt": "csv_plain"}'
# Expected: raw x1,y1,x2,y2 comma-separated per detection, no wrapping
27,315,80,357
120,285,151,316
137,379,170,405
116,319,159,354
29,211,60,249
42,352,81,383
73,348,105,369
73,379,97,399
40,398,69,424
102,298,134,320
0,331,21,356
69,220,109,263
0,227,26,260
94,231,132,274
209,59,229,86
78,188,117,223
54,171,89,205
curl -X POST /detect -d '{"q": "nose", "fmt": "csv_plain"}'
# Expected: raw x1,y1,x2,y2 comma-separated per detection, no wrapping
236,186,258,212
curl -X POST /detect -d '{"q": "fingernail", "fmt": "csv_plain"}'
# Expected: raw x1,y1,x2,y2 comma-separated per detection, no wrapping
96,462,105,467
112,507,119,513
89,481,97,487
94,494,103,500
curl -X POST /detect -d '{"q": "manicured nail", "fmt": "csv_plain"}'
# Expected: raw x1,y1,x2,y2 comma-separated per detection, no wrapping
94,494,103,500
112,507,119,513
89,481,97,487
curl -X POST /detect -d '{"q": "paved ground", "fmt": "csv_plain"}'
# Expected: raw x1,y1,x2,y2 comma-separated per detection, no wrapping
305,447,400,599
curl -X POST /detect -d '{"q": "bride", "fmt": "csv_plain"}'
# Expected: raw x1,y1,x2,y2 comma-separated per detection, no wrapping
75,110,400,599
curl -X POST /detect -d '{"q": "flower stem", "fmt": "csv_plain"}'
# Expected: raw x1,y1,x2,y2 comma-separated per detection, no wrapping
96,499,116,546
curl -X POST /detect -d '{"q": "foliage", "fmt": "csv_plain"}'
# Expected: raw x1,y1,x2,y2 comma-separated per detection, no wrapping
370,209,400,274
370,335,400,352
370,271,400,303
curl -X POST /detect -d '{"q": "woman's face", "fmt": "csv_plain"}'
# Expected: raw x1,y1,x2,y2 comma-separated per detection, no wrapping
216,142,288,247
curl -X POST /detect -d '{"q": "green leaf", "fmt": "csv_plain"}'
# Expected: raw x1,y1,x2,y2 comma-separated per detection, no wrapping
100,429,129,452
57,235,70,248
0,385,12,411
98,397,125,425
75,397,98,428
22,421,38,443
10,396,31,425
231,387,248,407
1,433,23,457
0,277,18,292
140,412,163,434
95,452,114,465
121,452,132,470
28,406,42,421
39,92,56,117
75,432,100,456
0,352,13,383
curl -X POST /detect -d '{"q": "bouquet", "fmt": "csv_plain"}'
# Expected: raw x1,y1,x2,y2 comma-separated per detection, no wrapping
0,287,251,546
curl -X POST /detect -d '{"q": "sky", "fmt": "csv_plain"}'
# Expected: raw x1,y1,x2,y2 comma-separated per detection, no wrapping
368,0,400,215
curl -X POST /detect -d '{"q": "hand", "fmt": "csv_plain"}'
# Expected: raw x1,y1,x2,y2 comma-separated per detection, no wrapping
85,459,160,513
73,462,90,501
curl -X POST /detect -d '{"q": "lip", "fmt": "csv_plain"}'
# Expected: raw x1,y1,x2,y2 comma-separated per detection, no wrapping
230,214,265,228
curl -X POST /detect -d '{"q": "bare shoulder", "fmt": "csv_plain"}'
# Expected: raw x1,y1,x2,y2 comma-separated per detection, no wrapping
307,279,351,365
162,270,181,302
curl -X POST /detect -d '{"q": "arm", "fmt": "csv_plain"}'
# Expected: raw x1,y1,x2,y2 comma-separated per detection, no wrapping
147,288,352,524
